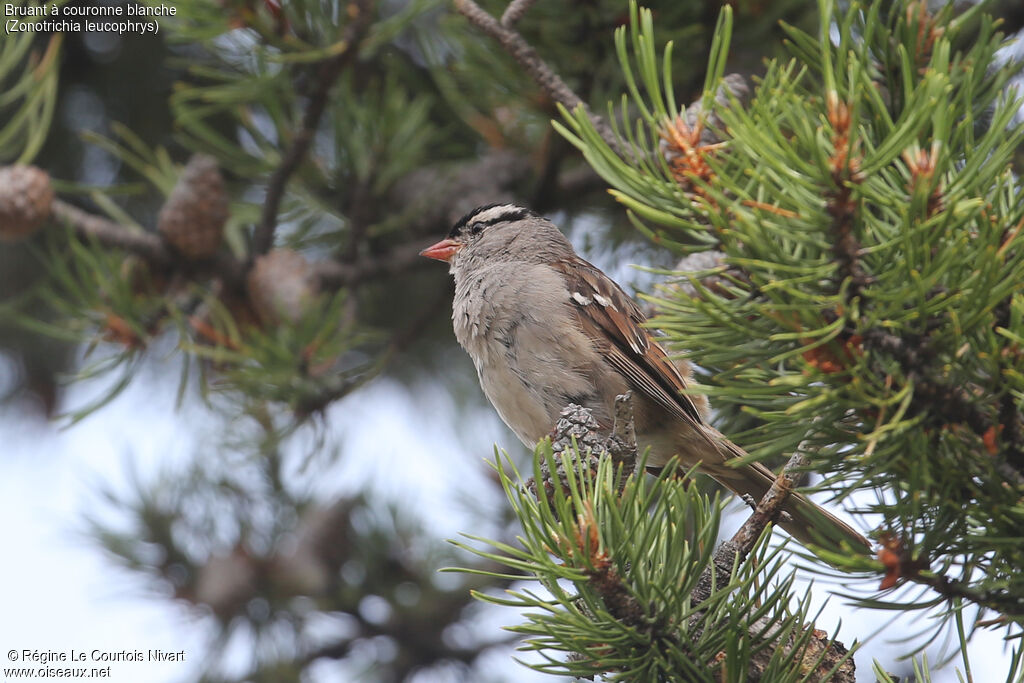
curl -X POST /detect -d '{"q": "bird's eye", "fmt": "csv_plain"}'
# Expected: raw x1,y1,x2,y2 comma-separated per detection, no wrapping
469,222,484,235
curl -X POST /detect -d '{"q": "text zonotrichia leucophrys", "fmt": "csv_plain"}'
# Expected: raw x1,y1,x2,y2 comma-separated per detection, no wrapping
422,204,868,552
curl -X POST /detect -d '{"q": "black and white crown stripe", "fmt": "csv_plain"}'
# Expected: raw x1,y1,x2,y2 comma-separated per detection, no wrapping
449,204,536,238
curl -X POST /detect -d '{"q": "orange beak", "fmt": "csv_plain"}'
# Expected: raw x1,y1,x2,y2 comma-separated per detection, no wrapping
420,238,462,262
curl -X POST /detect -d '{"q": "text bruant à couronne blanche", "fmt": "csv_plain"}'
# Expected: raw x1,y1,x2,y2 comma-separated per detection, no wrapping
5,3,175,15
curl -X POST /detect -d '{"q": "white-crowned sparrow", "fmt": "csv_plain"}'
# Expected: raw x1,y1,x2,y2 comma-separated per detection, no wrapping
422,203,868,552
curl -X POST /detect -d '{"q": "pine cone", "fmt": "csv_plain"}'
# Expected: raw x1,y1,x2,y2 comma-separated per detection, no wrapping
0,165,54,241
157,154,229,259
246,248,319,325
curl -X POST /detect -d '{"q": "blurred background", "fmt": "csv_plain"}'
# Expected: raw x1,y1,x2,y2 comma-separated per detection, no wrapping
2,1,1024,681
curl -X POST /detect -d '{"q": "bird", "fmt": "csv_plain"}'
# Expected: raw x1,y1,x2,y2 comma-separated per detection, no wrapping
421,203,869,552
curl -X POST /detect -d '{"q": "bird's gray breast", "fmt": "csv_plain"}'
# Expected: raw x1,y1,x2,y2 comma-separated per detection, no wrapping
451,262,606,445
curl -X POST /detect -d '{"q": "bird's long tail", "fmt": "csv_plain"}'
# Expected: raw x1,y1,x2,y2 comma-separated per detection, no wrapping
695,430,870,554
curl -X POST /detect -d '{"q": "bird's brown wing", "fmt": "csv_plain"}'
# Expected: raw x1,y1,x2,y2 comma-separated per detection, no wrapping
553,258,871,553
554,256,705,429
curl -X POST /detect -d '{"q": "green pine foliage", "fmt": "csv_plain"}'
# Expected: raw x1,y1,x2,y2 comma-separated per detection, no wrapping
542,0,1024,676
454,448,855,681
0,8,60,164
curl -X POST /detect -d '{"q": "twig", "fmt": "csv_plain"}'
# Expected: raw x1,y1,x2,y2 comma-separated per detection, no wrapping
539,400,802,602
341,178,374,263
604,392,637,481
453,0,621,155
731,450,807,556
863,328,1024,487
684,449,856,681
824,96,869,301
910,570,1022,616
312,241,431,289
690,450,807,609
877,533,1024,618
252,0,375,255
55,194,434,296
535,404,853,681
54,198,249,288
53,199,172,265
500,0,537,26
387,149,534,236
299,638,356,667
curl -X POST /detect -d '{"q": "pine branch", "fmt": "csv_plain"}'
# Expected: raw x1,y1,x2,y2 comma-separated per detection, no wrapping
824,96,870,301
291,283,451,418
686,450,857,682
994,298,1024,472
909,570,1024,619
731,450,807,556
453,0,622,155
500,0,537,27
252,0,375,255
54,196,434,296
313,241,430,289
863,328,1024,487
386,149,533,235
54,198,249,285
55,147,584,301
606,392,638,480
690,450,808,611
533,405,855,682
53,199,172,265
542,400,804,588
